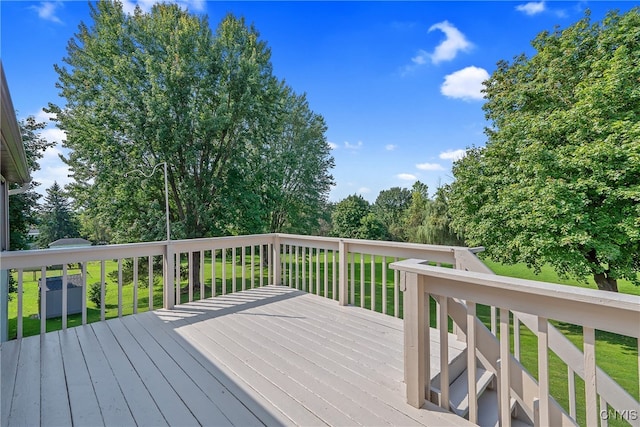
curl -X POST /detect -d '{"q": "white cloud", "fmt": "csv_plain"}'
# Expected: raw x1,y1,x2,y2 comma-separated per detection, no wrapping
441,66,489,101
30,2,63,24
385,144,397,151
344,141,363,150
416,162,445,171
33,109,57,123
397,173,417,181
358,187,371,194
411,50,429,65
516,2,546,16
40,128,67,145
439,149,467,161
428,21,473,64
121,0,205,14
327,141,338,150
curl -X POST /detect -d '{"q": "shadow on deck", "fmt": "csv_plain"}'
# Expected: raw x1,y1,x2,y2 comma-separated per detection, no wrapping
1,286,471,426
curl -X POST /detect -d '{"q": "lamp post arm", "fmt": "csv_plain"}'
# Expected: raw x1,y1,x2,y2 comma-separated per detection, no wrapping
124,161,171,241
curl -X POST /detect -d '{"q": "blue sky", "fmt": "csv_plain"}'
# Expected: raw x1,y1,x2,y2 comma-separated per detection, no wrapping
1,1,634,203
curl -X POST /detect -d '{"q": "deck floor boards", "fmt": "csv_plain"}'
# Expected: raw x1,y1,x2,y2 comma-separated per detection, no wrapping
1,286,473,426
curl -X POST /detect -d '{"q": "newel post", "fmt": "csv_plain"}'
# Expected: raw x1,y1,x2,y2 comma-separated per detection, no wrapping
272,234,281,285
163,241,175,309
402,270,429,408
338,240,348,306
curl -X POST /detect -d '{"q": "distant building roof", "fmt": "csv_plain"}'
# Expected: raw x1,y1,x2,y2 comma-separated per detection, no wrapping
48,238,92,248
39,274,83,291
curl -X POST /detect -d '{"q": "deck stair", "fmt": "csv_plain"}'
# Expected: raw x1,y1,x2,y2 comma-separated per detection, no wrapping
431,348,534,427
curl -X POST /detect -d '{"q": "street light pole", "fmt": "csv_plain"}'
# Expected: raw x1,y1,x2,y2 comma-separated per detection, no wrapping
124,162,171,241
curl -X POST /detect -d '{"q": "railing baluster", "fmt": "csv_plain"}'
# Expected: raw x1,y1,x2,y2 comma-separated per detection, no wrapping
288,245,293,288
439,296,449,411
332,249,337,300
584,326,598,427
538,316,550,426
499,307,511,426
81,262,87,325
282,245,287,286
323,249,328,298
188,251,193,302
382,256,387,315
370,256,375,311
17,269,23,339
316,249,321,296
350,252,355,304
62,264,68,330
568,366,576,419
117,259,123,317
306,247,311,293
491,306,497,336
514,316,521,361
149,256,154,310
241,246,246,291
200,250,204,298
100,261,105,321
268,243,273,285
599,395,608,427
360,253,365,308
212,250,217,297
133,256,139,314
251,245,255,289
221,249,226,295
175,252,181,303
467,301,478,424
295,246,300,290
258,246,263,288
40,266,46,334
394,258,399,318
302,247,313,293
232,247,237,293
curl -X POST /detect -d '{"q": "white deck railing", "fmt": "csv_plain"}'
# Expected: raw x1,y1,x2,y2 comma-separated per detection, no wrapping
391,258,640,426
2,233,638,426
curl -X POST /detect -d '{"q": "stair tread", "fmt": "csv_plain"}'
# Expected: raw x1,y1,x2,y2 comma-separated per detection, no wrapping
449,367,495,417
477,389,523,427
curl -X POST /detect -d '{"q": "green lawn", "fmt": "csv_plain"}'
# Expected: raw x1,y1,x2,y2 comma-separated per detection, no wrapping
8,250,637,426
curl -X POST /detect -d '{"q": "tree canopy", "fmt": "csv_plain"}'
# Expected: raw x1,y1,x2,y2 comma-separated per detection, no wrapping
9,116,55,250
37,182,80,248
449,8,640,291
48,1,333,246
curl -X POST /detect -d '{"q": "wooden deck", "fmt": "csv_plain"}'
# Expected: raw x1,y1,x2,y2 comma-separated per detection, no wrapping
1,285,473,426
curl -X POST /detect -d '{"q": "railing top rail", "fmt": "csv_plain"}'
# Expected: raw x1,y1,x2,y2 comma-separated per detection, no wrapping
391,258,640,338
0,240,168,269
276,233,468,251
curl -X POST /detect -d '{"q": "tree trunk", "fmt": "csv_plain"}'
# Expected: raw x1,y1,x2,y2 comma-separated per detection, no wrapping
191,251,201,290
593,272,618,292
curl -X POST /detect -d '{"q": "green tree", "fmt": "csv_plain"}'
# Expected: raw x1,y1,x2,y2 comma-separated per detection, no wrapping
374,187,411,241
48,2,333,285
403,181,429,243
252,87,335,235
37,182,80,248
449,9,640,292
415,186,464,246
9,116,55,250
331,194,372,238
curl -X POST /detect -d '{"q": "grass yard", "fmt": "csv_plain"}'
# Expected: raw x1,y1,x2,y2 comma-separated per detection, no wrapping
8,250,638,426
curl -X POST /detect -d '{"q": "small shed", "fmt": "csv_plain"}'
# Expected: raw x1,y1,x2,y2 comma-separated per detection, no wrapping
39,274,84,319
48,238,92,249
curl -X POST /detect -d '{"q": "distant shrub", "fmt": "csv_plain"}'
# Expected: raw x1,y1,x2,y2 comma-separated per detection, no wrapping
89,282,106,307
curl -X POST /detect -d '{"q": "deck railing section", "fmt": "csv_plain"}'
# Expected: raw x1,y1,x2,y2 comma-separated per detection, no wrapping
391,258,640,427
454,248,640,426
2,235,278,340
276,234,460,318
